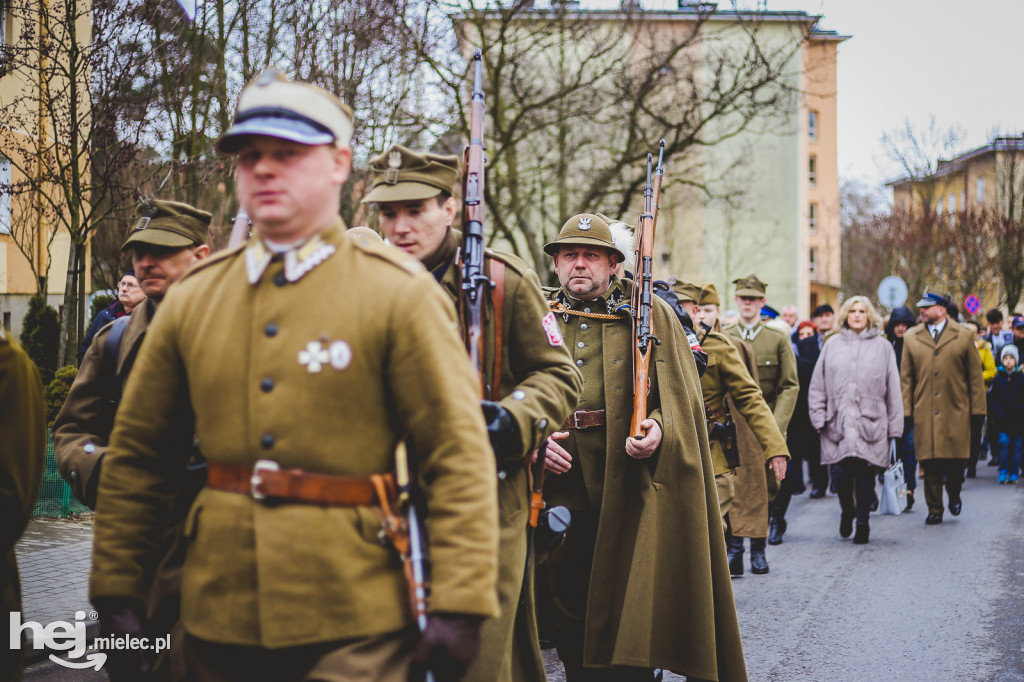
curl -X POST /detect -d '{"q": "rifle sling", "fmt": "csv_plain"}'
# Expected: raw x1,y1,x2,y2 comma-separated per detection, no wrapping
489,259,506,402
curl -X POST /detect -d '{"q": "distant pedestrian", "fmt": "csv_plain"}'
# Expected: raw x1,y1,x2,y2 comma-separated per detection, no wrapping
76,270,145,364
984,308,1014,361
808,296,903,544
901,290,986,525
989,345,1024,484
885,305,919,509
964,321,997,387
812,304,835,343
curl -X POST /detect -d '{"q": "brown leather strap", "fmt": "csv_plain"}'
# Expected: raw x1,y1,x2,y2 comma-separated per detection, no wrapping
561,409,606,429
489,259,506,402
206,461,389,506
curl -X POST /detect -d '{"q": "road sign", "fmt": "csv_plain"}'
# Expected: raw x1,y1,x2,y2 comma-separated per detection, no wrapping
964,294,982,315
877,276,908,308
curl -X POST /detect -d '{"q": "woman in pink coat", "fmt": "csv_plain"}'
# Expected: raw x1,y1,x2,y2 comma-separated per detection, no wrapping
808,296,904,544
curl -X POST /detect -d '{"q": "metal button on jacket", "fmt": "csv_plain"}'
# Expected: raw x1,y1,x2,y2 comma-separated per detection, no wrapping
264,324,278,337
581,323,588,331
576,359,584,367
261,434,275,449
261,378,275,393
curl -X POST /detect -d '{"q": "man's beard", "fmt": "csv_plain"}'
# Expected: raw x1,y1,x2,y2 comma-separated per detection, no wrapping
564,275,601,299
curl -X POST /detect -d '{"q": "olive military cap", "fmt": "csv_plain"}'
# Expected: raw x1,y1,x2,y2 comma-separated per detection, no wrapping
543,213,627,262
671,279,701,304
217,69,354,154
733,274,767,298
361,145,460,204
121,199,211,251
698,283,720,306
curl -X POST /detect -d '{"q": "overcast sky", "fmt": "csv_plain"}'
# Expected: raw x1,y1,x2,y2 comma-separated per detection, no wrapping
576,0,1024,193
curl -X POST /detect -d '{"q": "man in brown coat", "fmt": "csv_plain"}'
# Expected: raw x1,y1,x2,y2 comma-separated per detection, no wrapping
540,214,747,681
363,144,582,682
89,71,500,681
901,290,986,524
1,331,45,682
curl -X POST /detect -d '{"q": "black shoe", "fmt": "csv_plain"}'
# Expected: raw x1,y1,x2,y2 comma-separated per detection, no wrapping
726,534,744,577
768,515,786,545
904,491,914,512
840,512,854,538
809,488,826,499
988,456,1001,467
949,496,962,516
749,538,769,574
925,512,943,525
853,524,870,544
792,484,807,495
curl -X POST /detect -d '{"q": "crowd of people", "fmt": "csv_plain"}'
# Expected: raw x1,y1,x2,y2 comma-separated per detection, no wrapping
0,68,1012,682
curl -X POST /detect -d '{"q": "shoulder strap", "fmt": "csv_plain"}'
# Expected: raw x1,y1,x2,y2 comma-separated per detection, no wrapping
489,259,506,402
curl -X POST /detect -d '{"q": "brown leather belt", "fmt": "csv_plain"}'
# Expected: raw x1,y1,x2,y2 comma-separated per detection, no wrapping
562,409,606,430
206,460,390,506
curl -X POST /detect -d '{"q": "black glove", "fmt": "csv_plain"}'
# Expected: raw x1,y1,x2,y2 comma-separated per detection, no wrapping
93,597,151,680
480,400,520,461
411,613,485,682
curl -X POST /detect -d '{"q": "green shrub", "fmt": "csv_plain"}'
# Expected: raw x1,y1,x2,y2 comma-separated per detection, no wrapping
45,365,78,429
91,294,116,319
20,295,60,385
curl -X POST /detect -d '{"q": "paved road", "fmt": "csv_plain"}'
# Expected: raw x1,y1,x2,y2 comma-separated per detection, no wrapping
22,462,1024,680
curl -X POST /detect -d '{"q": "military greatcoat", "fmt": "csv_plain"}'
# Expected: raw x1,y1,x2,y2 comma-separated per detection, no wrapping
1,332,44,682
901,319,986,460
726,323,799,436
90,220,500,648
431,228,581,682
544,278,747,681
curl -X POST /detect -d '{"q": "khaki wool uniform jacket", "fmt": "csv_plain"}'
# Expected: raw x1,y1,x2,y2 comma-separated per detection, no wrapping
721,334,789,538
90,220,500,648
431,229,581,682
726,323,799,435
544,279,747,681
1,333,44,682
901,320,986,460
53,302,154,509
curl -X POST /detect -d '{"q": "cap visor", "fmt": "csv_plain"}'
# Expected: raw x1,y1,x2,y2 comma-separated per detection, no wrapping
543,236,625,262
735,288,764,297
217,118,335,153
121,229,195,251
361,182,443,204
915,297,936,307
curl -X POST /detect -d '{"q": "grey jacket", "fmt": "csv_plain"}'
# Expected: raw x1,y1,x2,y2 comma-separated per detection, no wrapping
808,327,904,468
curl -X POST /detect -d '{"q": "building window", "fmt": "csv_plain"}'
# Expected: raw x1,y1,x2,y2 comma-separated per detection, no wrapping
0,157,11,235
936,196,944,213
809,247,819,281
808,110,819,140
808,155,817,185
977,177,986,203
949,193,956,213
809,202,818,231
1,312,9,332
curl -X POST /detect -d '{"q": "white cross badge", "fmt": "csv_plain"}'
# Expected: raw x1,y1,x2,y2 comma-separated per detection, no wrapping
298,341,330,373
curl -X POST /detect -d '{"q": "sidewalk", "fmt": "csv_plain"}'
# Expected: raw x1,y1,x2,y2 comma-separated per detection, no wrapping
15,517,98,660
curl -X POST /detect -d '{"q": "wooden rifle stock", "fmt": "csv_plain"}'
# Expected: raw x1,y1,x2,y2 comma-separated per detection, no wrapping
461,49,490,396
629,141,666,439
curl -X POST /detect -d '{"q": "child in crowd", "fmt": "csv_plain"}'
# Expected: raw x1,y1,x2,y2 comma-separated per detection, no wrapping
989,345,1024,484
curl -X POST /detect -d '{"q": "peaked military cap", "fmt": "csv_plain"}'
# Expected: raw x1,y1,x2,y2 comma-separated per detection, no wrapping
733,274,767,297
121,199,211,250
361,145,459,204
671,278,701,304
915,289,950,308
697,282,720,306
760,304,780,320
217,68,354,154
543,213,627,262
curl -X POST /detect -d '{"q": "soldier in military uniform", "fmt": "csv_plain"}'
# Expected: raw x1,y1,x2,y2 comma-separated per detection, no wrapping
1,330,45,682
361,144,582,682
724,275,798,575
540,214,747,681
690,283,788,575
89,72,500,682
53,199,210,679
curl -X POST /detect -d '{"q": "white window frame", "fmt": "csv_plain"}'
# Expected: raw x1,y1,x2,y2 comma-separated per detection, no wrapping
0,157,11,235
937,196,944,213
949,193,956,213
808,247,818,281
808,110,819,140
809,202,818,231
808,155,817,185
977,177,985,203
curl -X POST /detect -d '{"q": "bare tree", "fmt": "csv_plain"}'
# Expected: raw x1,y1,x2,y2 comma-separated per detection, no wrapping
882,117,964,209
991,135,1024,310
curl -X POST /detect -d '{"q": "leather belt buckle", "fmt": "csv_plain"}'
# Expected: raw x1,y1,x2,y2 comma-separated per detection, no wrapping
572,411,584,430
251,459,280,502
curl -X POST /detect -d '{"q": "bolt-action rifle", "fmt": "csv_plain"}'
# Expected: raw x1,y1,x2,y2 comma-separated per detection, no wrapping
630,141,666,439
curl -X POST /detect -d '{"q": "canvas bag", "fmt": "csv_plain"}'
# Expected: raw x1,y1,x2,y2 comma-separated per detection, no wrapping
879,439,908,515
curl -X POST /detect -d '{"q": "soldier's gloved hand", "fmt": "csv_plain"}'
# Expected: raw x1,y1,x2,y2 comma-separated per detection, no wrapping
93,597,151,680
411,612,485,682
480,400,520,461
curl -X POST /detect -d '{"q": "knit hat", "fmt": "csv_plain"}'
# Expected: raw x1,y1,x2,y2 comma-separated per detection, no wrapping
1001,345,1019,364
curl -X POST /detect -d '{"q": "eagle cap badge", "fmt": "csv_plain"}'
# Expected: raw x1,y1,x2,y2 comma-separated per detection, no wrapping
578,217,592,231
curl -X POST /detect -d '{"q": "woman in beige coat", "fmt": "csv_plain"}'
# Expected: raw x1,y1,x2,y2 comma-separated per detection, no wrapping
808,296,903,544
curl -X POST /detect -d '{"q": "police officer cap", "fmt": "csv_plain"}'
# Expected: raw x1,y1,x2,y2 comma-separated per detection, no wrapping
543,213,627,263
121,199,211,251
217,69,354,154
361,145,460,204
671,278,701,304
697,282,720,306
915,289,951,309
733,274,767,297
760,304,780,319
